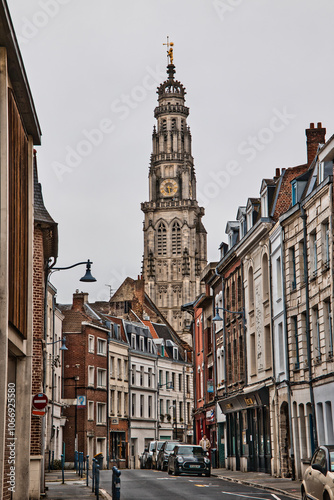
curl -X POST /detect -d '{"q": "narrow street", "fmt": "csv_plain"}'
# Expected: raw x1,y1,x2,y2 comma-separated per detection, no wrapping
99,469,294,500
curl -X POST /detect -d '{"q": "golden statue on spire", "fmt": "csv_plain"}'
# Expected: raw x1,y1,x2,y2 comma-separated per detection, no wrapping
163,36,174,64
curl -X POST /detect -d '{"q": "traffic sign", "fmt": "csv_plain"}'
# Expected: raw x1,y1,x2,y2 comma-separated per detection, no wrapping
32,408,46,416
32,393,48,410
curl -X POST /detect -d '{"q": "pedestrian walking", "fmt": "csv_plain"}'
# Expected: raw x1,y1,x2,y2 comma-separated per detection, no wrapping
199,435,211,452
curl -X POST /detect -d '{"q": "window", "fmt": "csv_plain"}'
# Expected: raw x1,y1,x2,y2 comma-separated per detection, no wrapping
97,368,107,388
262,254,269,300
117,391,122,415
276,257,282,300
290,247,296,290
124,393,128,416
179,373,182,391
160,399,164,416
313,307,321,360
132,394,136,417
264,325,271,370
278,322,284,374
110,390,115,415
159,370,162,387
291,315,299,369
124,359,128,380
186,375,190,394
261,188,268,218
291,180,297,206
110,355,115,378
324,301,333,357
131,365,136,385
140,395,144,417
172,372,175,390
172,221,181,255
148,396,152,418
88,366,94,386
117,358,122,379
88,401,94,420
148,338,152,353
322,221,330,269
140,336,144,351
179,401,183,422
187,402,191,423
166,371,169,386
131,334,136,349
157,222,167,256
311,231,317,277
248,267,254,309
148,368,152,387
88,335,94,353
97,338,107,355
140,366,144,386
173,347,178,360
97,403,106,424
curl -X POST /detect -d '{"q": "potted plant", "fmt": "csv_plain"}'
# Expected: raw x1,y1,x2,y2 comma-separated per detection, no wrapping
160,414,165,422
166,413,171,422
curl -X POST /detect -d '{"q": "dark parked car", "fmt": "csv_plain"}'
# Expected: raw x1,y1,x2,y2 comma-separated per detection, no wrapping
301,445,334,500
167,445,211,477
157,441,180,471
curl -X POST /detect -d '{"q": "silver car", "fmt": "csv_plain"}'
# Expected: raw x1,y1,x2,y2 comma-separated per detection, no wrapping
301,445,334,500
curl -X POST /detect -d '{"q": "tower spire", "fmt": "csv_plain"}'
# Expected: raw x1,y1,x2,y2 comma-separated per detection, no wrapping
163,35,174,65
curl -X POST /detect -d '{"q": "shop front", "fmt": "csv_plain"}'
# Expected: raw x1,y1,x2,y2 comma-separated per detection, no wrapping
219,386,271,473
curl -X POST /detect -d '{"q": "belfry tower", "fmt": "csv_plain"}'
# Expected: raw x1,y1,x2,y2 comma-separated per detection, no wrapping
141,42,207,336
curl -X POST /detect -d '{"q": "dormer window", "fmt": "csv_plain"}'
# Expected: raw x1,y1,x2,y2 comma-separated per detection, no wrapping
261,188,268,218
246,209,253,230
318,162,324,184
291,181,297,206
140,336,145,351
131,334,136,349
173,347,178,360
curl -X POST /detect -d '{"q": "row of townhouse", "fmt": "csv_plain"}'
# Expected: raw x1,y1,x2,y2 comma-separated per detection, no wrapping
59,281,194,469
187,122,334,480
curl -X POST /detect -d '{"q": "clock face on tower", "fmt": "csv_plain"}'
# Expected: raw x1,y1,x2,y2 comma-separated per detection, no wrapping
160,178,178,197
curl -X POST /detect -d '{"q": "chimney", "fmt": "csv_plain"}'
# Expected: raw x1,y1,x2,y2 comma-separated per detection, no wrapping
72,290,89,311
306,122,326,167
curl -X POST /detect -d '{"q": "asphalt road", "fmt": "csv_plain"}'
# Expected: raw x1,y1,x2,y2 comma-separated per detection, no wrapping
99,469,294,500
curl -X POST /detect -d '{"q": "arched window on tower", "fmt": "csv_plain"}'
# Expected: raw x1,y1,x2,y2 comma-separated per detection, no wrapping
161,119,167,132
172,221,181,255
157,222,167,256
171,118,176,130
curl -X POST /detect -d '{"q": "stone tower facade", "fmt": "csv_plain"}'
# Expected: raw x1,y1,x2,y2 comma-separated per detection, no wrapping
141,62,207,336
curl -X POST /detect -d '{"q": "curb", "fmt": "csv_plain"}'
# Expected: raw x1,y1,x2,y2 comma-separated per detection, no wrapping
214,474,300,500
100,488,112,500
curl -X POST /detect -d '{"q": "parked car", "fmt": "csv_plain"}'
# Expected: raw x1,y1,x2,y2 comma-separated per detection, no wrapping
301,445,334,500
167,444,211,477
157,441,180,471
151,440,165,469
140,442,155,469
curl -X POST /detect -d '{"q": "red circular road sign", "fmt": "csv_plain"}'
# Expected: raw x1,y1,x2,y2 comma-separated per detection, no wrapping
32,393,48,410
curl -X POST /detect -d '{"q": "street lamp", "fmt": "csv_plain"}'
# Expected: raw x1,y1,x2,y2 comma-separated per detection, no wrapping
169,404,177,440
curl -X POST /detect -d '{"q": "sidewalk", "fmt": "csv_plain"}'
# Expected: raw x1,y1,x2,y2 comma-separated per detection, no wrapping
213,468,302,499
45,471,112,500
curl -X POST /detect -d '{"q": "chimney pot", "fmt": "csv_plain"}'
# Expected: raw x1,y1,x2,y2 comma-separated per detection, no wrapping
317,122,322,128
310,123,315,129
275,168,280,177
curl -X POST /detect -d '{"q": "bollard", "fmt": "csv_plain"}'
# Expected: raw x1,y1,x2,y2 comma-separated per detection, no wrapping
61,453,65,484
74,450,78,473
92,458,95,493
52,450,54,470
95,463,100,499
86,455,89,487
80,452,83,478
48,449,51,473
112,466,121,500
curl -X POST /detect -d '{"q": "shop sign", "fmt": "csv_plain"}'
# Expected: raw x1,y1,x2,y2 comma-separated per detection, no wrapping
244,397,255,406
207,379,214,393
206,409,215,423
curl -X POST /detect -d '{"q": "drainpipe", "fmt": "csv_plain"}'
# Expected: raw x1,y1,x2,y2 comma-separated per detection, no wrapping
106,325,111,469
300,206,318,452
280,229,295,479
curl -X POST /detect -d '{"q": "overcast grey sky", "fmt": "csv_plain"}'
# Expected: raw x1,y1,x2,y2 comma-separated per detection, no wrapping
7,0,334,303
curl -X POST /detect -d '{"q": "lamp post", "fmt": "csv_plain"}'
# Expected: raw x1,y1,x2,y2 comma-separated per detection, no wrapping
41,259,96,493
169,403,177,440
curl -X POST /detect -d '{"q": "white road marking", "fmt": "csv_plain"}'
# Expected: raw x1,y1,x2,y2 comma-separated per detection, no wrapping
271,495,281,500
221,492,272,500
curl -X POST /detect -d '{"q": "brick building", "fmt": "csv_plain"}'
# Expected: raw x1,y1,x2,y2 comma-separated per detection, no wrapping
60,292,109,465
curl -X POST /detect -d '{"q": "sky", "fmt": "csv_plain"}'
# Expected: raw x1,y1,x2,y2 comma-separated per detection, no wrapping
6,0,334,304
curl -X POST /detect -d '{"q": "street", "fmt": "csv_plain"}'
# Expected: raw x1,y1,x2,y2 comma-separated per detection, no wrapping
99,469,294,500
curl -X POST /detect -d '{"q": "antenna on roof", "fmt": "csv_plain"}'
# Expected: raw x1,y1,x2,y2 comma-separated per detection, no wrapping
105,284,114,299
